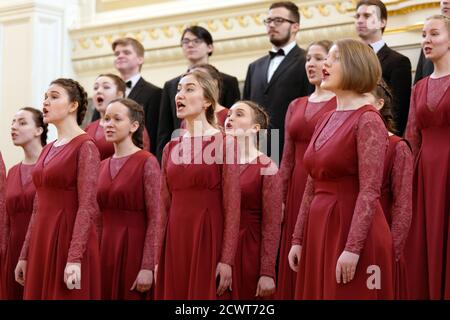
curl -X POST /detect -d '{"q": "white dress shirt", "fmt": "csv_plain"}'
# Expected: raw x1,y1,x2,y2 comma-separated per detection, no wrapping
369,39,385,54
267,41,297,83
125,73,141,97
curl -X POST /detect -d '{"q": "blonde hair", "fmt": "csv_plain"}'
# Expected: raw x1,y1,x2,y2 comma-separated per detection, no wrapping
335,38,381,94
425,14,450,34
181,69,219,127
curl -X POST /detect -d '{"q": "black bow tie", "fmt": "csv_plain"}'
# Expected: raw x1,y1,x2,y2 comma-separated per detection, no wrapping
126,80,132,88
269,49,285,59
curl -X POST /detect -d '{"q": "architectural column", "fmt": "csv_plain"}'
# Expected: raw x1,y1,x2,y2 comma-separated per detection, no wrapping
0,0,78,168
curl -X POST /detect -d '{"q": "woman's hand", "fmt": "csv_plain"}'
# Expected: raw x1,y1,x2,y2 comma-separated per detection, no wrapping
255,276,275,297
215,262,232,296
14,260,27,286
64,262,81,290
335,251,360,284
288,245,302,272
131,269,154,293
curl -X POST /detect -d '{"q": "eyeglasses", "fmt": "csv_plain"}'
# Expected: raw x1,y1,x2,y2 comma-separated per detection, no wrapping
263,17,296,26
180,38,205,46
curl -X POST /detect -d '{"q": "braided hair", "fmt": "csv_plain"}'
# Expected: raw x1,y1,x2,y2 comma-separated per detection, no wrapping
50,78,88,125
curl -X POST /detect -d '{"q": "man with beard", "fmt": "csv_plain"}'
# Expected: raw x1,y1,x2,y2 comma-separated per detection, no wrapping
243,1,311,162
414,0,450,84
355,0,411,136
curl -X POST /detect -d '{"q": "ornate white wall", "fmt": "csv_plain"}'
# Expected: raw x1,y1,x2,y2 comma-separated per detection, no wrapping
0,0,441,168
70,0,440,89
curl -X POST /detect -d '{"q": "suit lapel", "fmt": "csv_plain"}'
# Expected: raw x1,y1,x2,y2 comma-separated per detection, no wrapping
262,56,271,85
265,46,300,92
376,44,389,64
128,77,144,100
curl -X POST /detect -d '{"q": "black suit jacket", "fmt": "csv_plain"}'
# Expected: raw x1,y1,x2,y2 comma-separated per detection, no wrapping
414,49,434,84
243,45,312,160
91,76,162,155
377,44,412,136
156,71,240,161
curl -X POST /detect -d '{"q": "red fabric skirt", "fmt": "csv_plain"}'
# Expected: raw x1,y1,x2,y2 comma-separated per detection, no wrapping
101,209,152,300
23,188,101,300
156,189,223,300
295,178,394,299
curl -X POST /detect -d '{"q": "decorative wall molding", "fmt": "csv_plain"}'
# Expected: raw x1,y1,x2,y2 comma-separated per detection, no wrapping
70,0,439,76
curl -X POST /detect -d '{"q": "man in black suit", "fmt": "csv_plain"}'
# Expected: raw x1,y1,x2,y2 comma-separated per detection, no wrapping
243,1,311,162
92,37,162,154
355,0,412,136
156,26,240,161
414,0,450,84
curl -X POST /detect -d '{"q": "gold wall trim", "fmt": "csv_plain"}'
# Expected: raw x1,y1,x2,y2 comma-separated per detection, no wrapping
347,0,439,16
385,23,425,34
96,0,171,13
71,0,435,77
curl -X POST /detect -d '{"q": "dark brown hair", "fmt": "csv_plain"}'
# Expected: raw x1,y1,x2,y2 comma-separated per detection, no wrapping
270,1,300,24
356,0,388,33
20,107,48,146
97,73,126,98
372,80,397,134
109,98,145,149
50,78,88,125
181,26,214,56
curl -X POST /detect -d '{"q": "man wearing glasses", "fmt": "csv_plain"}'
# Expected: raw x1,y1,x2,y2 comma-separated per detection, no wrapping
243,1,311,161
156,26,240,161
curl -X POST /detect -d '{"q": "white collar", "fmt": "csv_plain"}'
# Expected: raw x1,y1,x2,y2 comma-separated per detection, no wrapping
369,39,385,54
125,73,141,89
271,41,297,56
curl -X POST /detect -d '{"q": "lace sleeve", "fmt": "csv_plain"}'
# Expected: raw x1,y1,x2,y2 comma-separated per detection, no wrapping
279,101,296,204
220,135,241,266
67,141,101,263
405,86,421,157
157,144,172,264
260,163,282,278
19,195,38,260
345,112,387,254
141,156,160,270
390,141,413,260
292,175,314,246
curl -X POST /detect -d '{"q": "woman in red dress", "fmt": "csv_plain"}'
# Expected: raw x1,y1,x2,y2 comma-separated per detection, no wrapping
86,74,150,159
98,98,159,299
180,64,229,129
14,78,101,299
368,82,413,299
404,15,450,300
224,100,281,300
277,40,336,299
1,108,47,300
156,70,240,300
288,39,394,299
